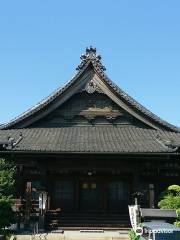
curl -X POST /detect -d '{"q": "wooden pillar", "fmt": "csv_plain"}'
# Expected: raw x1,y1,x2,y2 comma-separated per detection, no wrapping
15,166,22,199
24,182,32,229
16,165,24,230
149,183,155,208
46,171,51,210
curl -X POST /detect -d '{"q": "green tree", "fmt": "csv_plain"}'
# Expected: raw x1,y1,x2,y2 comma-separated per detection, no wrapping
0,158,16,232
158,185,180,227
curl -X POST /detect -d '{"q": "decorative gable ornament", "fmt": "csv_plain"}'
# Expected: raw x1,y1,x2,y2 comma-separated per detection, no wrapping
84,80,103,94
76,46,106,72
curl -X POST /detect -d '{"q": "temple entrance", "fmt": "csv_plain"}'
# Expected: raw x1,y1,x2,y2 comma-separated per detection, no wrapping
79,180,101,211
51,175,131,214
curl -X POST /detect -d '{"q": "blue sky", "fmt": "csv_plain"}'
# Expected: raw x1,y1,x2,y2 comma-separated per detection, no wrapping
0,1,180,126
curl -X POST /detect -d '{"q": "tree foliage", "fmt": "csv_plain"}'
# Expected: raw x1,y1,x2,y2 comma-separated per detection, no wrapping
0,158,15,231
158,185,180,227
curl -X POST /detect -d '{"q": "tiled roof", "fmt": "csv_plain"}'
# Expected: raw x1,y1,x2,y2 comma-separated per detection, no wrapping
0,47,179,132
0,126,180,153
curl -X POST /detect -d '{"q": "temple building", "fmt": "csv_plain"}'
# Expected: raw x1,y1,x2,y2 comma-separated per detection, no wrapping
0,47,180,229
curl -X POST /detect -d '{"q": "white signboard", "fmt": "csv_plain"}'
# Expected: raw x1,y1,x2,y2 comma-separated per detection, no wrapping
128,205,139,231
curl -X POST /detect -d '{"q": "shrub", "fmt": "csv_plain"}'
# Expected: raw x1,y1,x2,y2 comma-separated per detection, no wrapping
158,184,180,226
0,158,16,233
128,229,140,240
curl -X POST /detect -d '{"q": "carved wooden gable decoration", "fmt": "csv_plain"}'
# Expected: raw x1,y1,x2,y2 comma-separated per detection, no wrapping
1,47,179,132
31,92,137,127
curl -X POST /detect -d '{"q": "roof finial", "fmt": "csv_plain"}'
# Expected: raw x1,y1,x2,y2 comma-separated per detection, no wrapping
76,46,106,72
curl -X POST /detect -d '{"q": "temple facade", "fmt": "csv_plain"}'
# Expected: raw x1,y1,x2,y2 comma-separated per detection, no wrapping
0,47,180,229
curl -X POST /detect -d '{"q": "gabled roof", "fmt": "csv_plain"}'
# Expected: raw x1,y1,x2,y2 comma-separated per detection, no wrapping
0,47,179,132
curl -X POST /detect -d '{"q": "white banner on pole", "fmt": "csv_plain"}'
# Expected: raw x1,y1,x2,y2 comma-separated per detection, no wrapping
128,205,139,231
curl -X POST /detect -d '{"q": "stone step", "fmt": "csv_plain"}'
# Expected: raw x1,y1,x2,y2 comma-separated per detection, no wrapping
45,213,130,230
15,233,129,240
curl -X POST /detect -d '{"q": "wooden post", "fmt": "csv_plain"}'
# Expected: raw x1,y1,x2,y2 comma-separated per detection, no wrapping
24,182,32,229
16,165,23,230
149,183,155,208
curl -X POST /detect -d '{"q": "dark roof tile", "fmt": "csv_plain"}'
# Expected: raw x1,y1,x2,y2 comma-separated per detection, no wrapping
0,126,180,153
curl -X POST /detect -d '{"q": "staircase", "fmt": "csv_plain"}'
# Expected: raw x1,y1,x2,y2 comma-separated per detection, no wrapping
45,211,130,230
